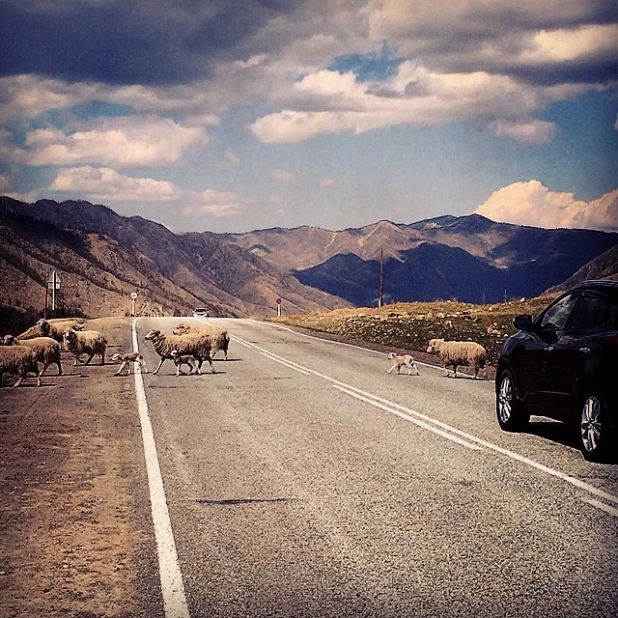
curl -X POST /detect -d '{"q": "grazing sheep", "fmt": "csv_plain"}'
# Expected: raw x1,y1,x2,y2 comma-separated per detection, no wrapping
426,338,488,379
3,335,62,376
172,323,230,360
170,350,199,376
0,345,42,387
17,318,84,343
111,352,149,375
387,352,420,376
63,328,107,365
144,329,214,375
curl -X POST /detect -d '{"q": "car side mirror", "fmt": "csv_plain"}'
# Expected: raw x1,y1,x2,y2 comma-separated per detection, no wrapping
514,314,533,331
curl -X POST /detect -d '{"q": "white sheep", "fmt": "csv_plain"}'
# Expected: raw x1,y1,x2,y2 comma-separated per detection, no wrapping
0,345,42,387
426,338,488,379
170,349,200,376
111,352,149,375
3,335,62,376
18,318,84,343
63,328,108,366
172,323,230,360
144,329,215,375
387,352,420,376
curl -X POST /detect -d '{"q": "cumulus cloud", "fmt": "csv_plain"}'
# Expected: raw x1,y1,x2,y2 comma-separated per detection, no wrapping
48,166,245,218
24,117,205,167
251,64,570,143
474,181,618,232
50,167,180,201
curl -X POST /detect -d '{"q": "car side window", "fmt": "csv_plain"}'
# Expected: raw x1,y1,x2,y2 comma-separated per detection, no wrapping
537,292,580,331
568,292,615,334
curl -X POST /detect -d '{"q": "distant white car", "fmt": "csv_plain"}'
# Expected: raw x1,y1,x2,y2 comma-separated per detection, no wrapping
192,307,208,318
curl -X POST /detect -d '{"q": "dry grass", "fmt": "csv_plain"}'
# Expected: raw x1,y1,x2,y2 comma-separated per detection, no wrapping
269,295,558,366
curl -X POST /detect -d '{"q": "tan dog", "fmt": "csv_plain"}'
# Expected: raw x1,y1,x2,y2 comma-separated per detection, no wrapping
387,352,420,376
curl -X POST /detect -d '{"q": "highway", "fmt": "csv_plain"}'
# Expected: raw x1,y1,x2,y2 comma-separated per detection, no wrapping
135,317,618,618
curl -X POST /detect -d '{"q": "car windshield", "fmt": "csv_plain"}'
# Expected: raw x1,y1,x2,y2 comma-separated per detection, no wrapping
537,292,580,330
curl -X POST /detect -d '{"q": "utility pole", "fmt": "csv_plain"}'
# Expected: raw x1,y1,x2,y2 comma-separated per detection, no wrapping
379,248,384,308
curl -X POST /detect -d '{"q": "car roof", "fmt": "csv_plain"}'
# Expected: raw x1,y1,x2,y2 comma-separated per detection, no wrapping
572,279,618,291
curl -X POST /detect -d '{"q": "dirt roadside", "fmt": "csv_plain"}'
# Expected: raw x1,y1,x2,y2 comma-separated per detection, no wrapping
0,318,163,618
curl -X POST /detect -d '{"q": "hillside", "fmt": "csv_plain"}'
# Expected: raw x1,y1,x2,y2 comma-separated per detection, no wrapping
218,215,618,305
0,197,351,324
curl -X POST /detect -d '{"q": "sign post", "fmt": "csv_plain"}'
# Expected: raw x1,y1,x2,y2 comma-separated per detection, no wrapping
47,270,61,313
130,292,138,317
276,297,282,317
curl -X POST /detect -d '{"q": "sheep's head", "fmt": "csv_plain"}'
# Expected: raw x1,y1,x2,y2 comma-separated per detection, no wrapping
3,335,16,346
426,339,443,354
387,352,396,360
64,328,78,342
170,349,179,357
111,353,121,362
38,320,51,337
144,329,161,340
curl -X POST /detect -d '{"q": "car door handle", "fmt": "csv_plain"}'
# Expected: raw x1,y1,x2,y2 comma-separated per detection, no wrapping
579,347,591,354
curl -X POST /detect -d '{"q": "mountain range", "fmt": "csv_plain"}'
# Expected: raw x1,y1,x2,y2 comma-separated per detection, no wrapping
0,196,350,325
1,197,617,327
214,215,618,305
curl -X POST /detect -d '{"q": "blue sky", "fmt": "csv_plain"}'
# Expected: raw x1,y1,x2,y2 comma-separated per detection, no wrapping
0,0,617,233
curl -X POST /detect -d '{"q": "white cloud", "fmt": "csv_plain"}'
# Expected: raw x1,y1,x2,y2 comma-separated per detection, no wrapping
487,119,557,145
225,150,240,164
25,117,205,167
48,166,245,218
270,168,296,183
0,173,12,191
251,64,567,143
474,181,618,232
50,166,181,201
182,189,244,217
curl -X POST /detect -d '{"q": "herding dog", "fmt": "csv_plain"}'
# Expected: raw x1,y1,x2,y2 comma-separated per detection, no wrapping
387,352,420,376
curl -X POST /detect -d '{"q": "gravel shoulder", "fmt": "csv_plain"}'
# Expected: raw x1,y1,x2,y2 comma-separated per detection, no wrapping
0,318,163,618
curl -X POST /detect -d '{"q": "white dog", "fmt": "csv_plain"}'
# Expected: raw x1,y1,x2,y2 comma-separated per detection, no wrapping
111,352,149,375
387,352,420,376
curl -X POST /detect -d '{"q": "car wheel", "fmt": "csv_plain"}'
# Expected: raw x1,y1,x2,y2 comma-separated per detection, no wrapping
496,369,530,432
579,390,612,462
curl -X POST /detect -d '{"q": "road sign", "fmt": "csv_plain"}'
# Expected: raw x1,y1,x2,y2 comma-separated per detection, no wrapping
130,292,138,299
276,298,281,304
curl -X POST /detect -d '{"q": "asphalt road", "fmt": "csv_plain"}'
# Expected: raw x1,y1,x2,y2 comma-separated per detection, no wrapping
136,317,618,618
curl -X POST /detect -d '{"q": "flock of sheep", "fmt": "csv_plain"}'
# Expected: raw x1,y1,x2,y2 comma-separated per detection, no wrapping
0,318,231,388
0,316,487,388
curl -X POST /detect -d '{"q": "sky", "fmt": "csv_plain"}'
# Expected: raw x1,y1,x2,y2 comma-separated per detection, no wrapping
0,0,617,234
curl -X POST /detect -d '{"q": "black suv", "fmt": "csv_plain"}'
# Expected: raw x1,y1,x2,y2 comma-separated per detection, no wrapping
495,280,618,461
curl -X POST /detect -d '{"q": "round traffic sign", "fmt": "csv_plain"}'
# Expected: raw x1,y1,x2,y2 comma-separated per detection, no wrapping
276,298,281,304
130,292,138,299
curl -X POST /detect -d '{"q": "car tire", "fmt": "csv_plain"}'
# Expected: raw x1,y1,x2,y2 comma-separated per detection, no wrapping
496,369,530,432
579,390,613,462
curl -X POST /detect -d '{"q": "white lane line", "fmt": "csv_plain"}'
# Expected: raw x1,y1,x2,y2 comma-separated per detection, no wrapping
334,385,481,450
232,332,618,509
581,498,618,518
260,351,311,375
133,319,190,618
265,321,450,374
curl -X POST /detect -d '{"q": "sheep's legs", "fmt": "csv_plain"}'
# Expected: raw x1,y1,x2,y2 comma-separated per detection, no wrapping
197,356,215,374
153,357,166,375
